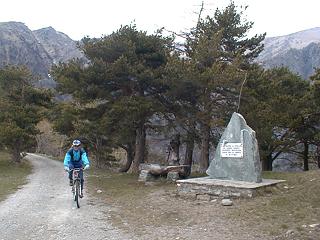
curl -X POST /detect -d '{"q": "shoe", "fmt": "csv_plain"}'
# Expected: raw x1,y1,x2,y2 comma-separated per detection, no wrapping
79,192,83,198
69,180,73,186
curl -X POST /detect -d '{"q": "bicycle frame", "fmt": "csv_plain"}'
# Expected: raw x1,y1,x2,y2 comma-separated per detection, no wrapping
70,168,83,208
72,168,82,183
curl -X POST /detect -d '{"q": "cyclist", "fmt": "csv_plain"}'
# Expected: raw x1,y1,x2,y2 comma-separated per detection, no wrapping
64,139,90,198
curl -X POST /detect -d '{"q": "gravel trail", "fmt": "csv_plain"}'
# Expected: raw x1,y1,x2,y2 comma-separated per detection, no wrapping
0,154,130,240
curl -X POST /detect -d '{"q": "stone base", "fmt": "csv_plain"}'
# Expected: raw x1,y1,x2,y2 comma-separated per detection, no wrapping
176,177,285,199
167,171,180,182
138,169,181,182
138,170,158,182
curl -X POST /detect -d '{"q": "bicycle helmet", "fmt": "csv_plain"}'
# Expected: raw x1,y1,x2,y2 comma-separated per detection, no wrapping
72,139,81,147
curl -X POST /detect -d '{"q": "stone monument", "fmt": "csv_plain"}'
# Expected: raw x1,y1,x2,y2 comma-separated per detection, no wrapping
176,112,285,199
206,112,262,183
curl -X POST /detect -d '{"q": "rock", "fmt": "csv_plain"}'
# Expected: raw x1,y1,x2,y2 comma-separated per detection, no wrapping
196,194,211,201
97,190,102,193
167,172,179,182
138,170,157,182
206,112,262,183
221,199,233,206
285,230,294,236
309,223,320,228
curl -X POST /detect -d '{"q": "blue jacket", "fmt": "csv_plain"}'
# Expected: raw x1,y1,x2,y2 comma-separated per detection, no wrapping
63,148,90,168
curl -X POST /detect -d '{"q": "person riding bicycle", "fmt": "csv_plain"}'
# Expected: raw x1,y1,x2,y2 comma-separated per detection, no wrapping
64,139,90,198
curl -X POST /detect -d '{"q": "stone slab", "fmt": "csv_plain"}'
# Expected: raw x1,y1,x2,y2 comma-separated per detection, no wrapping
206,112,262,183
177,177,285,188
176,177,285,198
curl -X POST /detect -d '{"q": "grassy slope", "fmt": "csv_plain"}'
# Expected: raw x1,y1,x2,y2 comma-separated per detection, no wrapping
87,169,175,236
0,152,32,202
87,169,320,239
232,171,320,238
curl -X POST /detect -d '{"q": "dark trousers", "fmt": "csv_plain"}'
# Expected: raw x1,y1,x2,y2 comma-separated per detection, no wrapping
68,163,84,190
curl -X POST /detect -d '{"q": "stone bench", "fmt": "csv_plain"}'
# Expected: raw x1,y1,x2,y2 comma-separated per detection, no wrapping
138,164,189,182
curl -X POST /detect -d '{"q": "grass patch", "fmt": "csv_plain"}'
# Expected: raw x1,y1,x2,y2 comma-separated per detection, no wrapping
87,169,176,236
0,152,32,202
87,169,175,203
230,170,320,238
87,169,320,239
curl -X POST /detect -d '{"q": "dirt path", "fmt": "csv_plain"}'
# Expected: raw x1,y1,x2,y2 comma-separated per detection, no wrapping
0,154,130,240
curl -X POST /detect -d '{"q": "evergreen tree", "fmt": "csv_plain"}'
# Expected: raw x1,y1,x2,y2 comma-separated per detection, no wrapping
241,67,312,170
52,25,174,173
0,66,51,162
162,55,201,175
180,2,265,172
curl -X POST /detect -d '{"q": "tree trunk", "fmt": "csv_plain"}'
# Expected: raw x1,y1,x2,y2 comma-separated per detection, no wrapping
94,138,103,168
199,123,210,173
168,134,181,165
303,141,309,171
12,146,21,163
129,123,146,174
119,143,135,172
262,153,273,171
95,149,102,168
316,145,320,169
181,137,194,177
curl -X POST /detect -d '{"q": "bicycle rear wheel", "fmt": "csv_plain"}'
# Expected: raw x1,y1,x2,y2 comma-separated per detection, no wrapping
75,180,80,208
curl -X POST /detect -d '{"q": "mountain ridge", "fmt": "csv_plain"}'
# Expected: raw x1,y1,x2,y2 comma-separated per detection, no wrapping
257,27,320,79
33,26,84,65
0,21,53,77
0,22,319,82
0,21,84,84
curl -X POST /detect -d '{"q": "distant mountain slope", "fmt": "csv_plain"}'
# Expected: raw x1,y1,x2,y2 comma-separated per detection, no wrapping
257,27,320,79
0,22,52,77
261,42,320,79
33,27,84,65
1,22,319,81
0,21,85,88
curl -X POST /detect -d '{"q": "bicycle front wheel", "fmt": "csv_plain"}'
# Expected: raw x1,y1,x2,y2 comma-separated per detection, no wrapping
75,180,80,208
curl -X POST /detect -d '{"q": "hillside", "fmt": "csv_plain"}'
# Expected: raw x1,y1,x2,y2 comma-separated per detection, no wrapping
258,27,320,79
261,42,320,79
33,26,84,65
0,21,85,87
0,22,52,77
1,22,320,81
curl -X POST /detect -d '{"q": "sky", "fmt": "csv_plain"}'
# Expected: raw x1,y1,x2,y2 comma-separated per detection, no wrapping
0,0,319,40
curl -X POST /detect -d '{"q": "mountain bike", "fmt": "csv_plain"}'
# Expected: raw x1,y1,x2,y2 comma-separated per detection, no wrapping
70,168,83,208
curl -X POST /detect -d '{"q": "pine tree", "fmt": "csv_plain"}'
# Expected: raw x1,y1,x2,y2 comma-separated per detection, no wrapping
52,25,174,173
180,2,265,172
0,66,51,162
241,67,313,170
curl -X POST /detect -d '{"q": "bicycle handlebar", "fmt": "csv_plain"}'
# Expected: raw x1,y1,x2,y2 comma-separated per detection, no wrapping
68,167,84,172
65,165,89,173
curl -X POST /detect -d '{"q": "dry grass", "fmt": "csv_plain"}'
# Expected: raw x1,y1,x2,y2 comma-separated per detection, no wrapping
231,171,320,239
87,169,320,239
87,170,176,237
0,152,32,202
